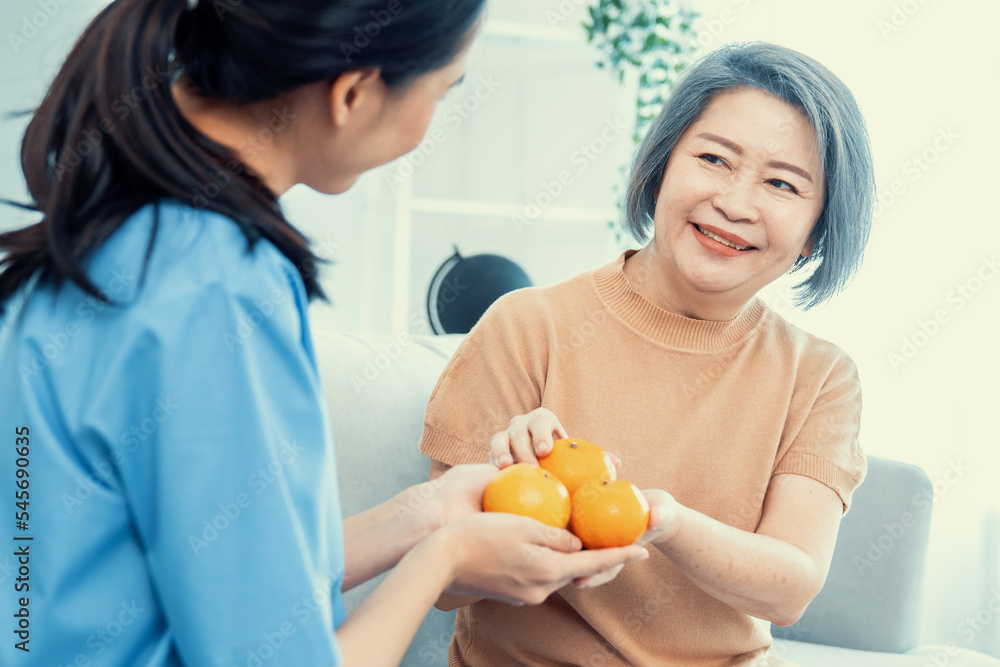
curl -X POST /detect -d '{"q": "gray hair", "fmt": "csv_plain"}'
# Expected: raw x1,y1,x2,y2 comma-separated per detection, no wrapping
623,42,876,309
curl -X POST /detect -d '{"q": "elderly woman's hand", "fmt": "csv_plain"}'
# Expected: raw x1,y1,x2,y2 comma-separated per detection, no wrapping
571,489,680,589
487,407,568,467
487,408,623,471
637,489,682,546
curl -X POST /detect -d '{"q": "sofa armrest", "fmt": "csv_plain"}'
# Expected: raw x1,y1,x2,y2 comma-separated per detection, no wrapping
772,457,933,652
905,645,1000,666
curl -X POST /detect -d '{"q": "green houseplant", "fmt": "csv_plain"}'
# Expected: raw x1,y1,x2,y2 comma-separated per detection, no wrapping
582,0,698,243
583,0,699,144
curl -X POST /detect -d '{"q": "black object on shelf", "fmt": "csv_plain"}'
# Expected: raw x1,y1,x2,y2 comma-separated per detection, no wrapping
427,247,533,334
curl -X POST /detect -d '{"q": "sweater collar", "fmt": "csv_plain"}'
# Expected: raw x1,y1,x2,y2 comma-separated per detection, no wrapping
591,250,766,352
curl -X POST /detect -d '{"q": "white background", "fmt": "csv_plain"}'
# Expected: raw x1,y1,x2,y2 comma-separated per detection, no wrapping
1,0,998,656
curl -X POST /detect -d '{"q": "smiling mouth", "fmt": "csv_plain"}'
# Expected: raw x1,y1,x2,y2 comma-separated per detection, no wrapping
694,224,755,251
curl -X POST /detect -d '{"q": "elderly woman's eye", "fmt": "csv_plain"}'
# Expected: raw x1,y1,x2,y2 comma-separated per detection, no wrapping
768,178,799,194
700,154,725,165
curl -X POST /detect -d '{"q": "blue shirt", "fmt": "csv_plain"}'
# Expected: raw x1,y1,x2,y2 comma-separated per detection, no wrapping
0,201,345,666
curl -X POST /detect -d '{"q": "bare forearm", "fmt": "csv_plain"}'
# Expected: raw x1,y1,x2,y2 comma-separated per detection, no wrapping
338,536,453,665
342,482,438,592
652,505,821,625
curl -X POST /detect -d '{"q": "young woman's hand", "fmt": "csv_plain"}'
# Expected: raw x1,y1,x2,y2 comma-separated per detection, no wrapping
433,512,649,606
486,408,623,472
420,463,499,530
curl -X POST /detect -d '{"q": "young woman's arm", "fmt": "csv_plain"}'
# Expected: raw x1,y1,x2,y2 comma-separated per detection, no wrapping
341,464,496,592
336,512,649,666
423,459,489,611
642,473,843,626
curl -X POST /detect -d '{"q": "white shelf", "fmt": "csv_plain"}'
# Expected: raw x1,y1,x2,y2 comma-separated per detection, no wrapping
480,20,589,48
410,197,618,225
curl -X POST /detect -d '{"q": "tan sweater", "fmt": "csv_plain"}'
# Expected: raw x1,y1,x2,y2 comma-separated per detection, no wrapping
420,250,866,667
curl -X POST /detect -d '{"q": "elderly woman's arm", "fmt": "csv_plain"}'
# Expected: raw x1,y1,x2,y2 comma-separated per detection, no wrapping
642,473,843,626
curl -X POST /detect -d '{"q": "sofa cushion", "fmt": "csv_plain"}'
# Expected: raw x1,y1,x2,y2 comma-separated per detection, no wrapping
776,640,1000,667
314,331,464,520
314,331,463,666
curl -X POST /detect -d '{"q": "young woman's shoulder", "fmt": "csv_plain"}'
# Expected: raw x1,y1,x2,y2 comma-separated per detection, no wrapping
87,199,303,311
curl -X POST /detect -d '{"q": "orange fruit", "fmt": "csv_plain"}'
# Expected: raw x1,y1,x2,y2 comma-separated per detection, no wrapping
482,463,571,529
538,438,616,496
570,479,650,549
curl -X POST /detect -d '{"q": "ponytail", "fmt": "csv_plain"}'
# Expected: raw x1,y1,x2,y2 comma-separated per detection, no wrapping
0,0,322,314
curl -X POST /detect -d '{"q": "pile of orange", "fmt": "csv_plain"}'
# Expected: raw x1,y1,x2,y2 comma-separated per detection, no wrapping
482,438,650,549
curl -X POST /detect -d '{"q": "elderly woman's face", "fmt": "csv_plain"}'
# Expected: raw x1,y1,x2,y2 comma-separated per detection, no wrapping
651,88,824,306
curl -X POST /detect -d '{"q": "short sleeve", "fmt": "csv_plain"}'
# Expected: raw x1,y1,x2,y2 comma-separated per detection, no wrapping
773,353,867,512
83,268,345,665
419,292,549,467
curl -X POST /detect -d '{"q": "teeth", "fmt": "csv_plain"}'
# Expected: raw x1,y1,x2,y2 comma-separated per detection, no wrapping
697,225,751,251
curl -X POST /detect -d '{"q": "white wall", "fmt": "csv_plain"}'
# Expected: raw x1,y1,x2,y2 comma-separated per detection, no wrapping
2,0,998,656
0,0,110,231
691,0,1000,655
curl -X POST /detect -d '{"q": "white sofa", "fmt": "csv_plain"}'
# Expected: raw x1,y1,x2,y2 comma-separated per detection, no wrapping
313,330,1000,667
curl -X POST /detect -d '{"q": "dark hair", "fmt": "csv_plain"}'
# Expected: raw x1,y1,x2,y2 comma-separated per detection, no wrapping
0,0,486,315
623,42,876,309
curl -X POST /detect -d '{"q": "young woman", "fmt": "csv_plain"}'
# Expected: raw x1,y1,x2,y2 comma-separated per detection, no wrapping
421,42,876,666
0,1,650,665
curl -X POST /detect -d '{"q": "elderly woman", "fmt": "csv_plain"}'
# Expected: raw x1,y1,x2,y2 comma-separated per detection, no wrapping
421,42,876,665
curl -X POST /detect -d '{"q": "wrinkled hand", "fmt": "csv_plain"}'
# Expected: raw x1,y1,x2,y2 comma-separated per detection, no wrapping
487,408,567,467
571,489,679,588
487,408,622,472
437,512,649,606
636,489,682,546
